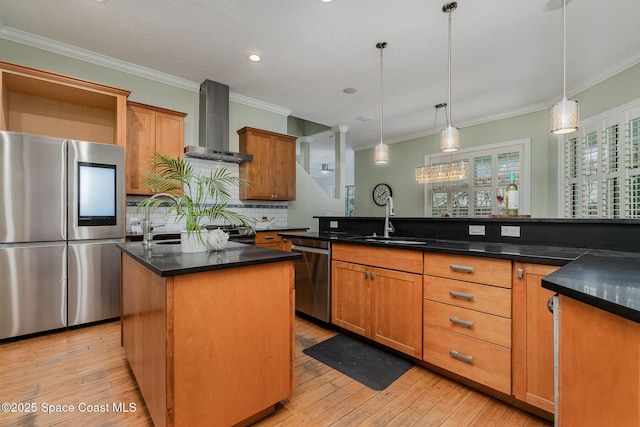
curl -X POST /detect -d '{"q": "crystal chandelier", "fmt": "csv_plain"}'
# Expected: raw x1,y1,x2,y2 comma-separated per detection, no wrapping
416,103,469,184
416,160,469,184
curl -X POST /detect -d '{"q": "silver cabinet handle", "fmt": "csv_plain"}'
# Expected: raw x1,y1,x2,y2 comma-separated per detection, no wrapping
449,350,474,364
370,271,375,279
364,271,369,279
517,268,524,279
547,295,555,314
449,317,474,328
264,235,275,240
450,264,475,273
449,290,474,301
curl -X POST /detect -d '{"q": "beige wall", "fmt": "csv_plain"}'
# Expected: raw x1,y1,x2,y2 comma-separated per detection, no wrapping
355,63,640,218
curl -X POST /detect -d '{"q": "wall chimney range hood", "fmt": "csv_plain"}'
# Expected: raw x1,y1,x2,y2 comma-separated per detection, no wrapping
184,79,253,164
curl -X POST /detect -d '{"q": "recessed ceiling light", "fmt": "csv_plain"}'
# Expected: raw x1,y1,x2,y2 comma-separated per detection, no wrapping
343,87,357,94
93,0,108,3
248,53,262,62
318,0,334,3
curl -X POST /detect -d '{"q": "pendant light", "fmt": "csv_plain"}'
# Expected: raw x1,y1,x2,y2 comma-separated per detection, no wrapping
374,41,389,164
550,0,578,135
416,103,469,184
441,2,460,152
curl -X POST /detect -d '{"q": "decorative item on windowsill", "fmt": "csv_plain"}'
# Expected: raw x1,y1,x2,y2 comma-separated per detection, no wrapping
137,152,250,253
415,103,469,184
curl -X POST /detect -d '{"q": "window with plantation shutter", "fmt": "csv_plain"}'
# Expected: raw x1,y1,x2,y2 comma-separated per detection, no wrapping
561,100,640,218
425,139,530,217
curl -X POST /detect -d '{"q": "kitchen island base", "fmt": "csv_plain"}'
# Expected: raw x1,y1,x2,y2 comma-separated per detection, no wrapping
121,254,294,427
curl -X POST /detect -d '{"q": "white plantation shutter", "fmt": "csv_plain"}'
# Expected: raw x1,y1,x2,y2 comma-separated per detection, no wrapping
425,139,529,217
561,101,640,218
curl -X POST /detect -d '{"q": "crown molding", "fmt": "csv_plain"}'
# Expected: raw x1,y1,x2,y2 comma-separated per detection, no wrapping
229,92,292,117
0,26,292,116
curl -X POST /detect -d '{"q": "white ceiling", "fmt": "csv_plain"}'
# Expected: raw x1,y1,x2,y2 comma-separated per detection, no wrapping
1,0,640,155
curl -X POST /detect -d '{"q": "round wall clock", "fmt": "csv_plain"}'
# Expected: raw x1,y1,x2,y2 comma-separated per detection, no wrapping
372,183,392,206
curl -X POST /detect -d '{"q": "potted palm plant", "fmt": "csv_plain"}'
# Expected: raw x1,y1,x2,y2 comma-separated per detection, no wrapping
138,152,250,252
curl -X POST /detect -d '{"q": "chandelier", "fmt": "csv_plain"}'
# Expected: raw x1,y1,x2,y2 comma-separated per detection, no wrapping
416,160,469,184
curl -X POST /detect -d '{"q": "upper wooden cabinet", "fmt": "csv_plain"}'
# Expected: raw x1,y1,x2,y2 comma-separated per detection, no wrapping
237,127,297,201
126,101,186,195
0,61,129,145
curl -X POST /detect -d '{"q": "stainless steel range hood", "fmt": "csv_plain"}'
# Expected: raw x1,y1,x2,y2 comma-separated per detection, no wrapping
184,79,253,164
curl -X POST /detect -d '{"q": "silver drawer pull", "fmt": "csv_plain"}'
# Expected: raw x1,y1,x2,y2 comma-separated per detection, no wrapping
449,350,474,364
450,264,475,273
449,290,474,301
449,317,474,328
264,235,275,240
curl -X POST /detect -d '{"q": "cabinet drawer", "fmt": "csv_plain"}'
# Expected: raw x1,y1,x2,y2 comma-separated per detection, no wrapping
424,253,511,288
332,243,422,274
423,324,511,394
255,231,283,245
424,276,511,318
423,300,511,348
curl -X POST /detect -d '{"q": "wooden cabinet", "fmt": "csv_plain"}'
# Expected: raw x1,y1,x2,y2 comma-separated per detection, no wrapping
121,255,295,427
238,127,296,200
332,243,423,358
0,61,129,145
423,253,512,394
254,230,306,251
558,295,640,427
126,102,186,195
512,263,558,414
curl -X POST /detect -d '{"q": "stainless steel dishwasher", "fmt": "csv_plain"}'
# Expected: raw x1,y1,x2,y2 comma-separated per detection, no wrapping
290,238,331,323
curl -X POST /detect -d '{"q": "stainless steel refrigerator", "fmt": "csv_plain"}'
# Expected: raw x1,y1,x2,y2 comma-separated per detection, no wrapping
0,131,125,339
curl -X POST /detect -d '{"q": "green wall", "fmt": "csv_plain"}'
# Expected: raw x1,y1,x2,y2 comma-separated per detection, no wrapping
355,63,640,218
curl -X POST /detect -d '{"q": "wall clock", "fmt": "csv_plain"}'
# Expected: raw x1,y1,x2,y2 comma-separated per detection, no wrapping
372,183,392,206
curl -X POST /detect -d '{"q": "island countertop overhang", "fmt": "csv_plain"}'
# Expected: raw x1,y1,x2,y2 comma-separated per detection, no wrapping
117,240,300,277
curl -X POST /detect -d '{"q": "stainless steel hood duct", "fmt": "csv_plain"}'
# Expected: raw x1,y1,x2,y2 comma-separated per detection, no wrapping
184,80,253,164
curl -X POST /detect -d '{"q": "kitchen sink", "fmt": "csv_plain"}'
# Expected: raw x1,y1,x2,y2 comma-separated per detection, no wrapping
348,235,427,245
154,240,181,245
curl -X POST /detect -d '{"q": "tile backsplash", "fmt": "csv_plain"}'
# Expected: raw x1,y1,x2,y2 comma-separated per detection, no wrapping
126,158,287,234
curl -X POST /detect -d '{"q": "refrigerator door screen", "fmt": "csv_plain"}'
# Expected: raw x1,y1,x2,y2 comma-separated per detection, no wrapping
78,162,117,226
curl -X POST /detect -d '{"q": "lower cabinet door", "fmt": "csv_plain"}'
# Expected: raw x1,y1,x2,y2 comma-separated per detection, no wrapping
423,324,511,394
332,261,368,336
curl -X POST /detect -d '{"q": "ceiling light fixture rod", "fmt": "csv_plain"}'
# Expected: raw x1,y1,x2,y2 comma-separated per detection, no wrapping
374,41,390,164
443,2,456,129
440,2,460,152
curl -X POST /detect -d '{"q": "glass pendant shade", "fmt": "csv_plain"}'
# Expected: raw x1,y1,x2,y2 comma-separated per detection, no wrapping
374,141,389,164
440,125,460,152
551,96,578,135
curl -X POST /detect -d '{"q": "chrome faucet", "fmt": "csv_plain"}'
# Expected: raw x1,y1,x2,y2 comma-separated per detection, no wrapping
383,196,395,238
142,193,180,249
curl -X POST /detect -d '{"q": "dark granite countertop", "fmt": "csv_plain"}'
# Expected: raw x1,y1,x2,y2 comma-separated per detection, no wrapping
278,231,586,266
542,250,640,324
117,240,300,277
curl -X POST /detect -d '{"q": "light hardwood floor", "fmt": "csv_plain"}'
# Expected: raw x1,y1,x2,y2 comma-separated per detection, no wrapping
0,317,551,426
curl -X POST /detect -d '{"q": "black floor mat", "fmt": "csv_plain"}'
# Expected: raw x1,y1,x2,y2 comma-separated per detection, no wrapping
303,334,414,391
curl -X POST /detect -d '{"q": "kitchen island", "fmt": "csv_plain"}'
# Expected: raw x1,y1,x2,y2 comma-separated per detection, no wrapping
117,240,299,427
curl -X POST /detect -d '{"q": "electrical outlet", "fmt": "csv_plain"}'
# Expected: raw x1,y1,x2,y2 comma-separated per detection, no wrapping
329,220,339,229
468,225,486,236
501,225,521,238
